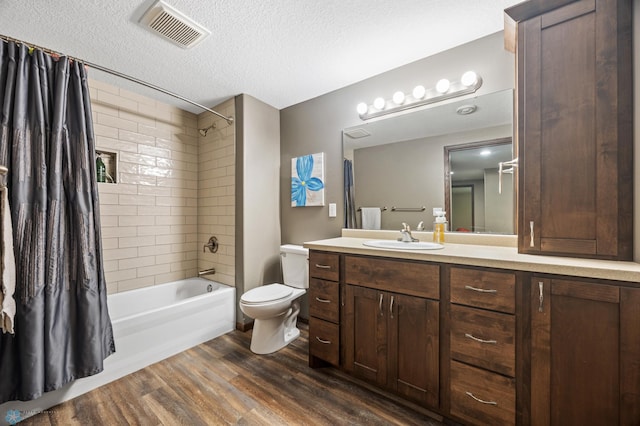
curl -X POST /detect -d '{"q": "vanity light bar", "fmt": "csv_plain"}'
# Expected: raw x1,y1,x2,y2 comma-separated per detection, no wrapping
357,71,483,121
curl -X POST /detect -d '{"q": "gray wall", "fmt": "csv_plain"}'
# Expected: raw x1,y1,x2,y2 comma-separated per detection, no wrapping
235,94,282,326
280,31,515,245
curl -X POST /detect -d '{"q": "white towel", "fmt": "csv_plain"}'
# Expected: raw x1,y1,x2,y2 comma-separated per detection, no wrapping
361,207,381,230
0,186,16,334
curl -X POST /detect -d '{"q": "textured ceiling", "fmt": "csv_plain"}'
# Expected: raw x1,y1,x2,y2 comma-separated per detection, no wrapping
0,0,522,113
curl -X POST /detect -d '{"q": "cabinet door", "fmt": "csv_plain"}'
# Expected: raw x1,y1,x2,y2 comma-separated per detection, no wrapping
388,294,439,408
531,277,640,425
344,285,387,386
517,0,632,259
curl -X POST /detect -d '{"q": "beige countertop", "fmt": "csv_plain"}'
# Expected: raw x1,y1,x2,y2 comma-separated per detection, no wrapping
304,232,640,284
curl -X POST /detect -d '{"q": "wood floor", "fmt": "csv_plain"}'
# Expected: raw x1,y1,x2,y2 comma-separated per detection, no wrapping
22,324,444,425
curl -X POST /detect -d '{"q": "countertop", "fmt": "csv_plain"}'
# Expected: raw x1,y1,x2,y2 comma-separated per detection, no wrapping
304,233,640,283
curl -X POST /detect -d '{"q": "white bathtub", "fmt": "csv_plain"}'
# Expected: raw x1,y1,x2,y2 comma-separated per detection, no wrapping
0,278,235,424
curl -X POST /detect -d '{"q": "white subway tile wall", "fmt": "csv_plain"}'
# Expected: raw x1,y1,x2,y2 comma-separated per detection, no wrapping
197,99,236,287
89,79,236,294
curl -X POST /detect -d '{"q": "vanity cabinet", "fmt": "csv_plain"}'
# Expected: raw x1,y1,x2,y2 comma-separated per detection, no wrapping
308,246,640,425
530,276,640,425
448,266,517,426
308,251,341,367
508,0,633,260
343,255,440,408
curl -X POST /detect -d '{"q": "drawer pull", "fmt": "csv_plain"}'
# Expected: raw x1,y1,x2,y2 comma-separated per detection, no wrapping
315,297,331,303
315,336,331,344
314,264,332,269
379,294,384,316
464,285,497,294
465,333,497,344
538,281,544,313
465,391,498,406
389,295,394,319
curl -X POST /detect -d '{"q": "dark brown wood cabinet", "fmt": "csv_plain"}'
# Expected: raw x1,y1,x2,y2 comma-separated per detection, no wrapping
448,266,518,426
507,0,633,260
308,248,640,425
343,256,440,408
530,276,640,425
308,251,341,367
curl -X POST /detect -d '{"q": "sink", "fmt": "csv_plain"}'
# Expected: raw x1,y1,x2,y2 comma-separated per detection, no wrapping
362,240,444,250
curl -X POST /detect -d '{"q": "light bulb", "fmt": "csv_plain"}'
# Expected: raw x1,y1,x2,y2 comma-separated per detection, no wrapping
436,79,450,94
392,91,405,105
373,97,386,110
356,102,368,115
461,71,478,87
412,85,426,99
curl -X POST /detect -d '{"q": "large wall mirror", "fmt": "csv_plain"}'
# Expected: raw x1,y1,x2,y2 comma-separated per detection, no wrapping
343,89,515,234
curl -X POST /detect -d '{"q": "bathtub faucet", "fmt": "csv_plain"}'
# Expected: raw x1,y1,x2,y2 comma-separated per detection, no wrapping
198,268,216,276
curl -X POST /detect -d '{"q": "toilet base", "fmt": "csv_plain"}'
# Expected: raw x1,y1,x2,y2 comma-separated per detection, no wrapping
249,301,301,354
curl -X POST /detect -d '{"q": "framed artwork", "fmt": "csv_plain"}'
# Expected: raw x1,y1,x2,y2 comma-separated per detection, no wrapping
291,152,325,207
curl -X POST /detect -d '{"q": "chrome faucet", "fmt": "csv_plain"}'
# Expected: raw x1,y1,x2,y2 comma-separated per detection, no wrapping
398,222,419,242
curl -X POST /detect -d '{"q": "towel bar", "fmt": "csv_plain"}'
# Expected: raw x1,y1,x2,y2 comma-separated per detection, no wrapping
357,206,387,212
391,206,426,212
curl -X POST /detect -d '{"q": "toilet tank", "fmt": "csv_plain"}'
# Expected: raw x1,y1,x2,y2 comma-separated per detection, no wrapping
280,244,309,289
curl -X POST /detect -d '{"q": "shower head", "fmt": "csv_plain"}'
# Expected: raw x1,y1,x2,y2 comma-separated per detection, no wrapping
198,123,215,137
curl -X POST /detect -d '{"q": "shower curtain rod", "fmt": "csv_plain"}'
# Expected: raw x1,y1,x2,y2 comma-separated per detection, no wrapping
0,35,234,125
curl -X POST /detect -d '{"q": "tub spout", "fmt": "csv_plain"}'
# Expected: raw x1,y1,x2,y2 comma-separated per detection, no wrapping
198,268,216,276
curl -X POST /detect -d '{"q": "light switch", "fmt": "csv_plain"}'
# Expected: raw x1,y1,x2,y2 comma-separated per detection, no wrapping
329,203,337,217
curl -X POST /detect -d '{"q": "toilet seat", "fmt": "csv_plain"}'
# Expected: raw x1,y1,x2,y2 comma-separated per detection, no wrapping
241,283,293,305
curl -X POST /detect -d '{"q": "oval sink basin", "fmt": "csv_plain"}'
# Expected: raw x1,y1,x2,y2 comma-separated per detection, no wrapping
362,240,444,250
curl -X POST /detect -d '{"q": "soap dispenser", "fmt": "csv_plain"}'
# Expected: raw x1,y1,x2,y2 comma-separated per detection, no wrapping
433,209,447,244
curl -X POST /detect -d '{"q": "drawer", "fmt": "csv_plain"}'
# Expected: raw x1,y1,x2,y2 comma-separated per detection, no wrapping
450,267,515,314
345,256,439,300
450,305,515,377
309,278,340,323
309,251,340,281
309,317,340,366
450,360,515,426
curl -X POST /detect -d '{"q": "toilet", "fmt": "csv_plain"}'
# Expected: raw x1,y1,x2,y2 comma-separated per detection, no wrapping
239,244,309,354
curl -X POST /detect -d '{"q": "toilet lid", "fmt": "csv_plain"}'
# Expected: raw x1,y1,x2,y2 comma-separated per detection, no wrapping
241,283,293,304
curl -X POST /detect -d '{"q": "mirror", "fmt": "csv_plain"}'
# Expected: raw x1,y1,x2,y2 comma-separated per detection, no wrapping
343,89,514,233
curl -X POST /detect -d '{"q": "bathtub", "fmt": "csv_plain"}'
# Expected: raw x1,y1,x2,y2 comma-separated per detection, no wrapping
0,278,235,424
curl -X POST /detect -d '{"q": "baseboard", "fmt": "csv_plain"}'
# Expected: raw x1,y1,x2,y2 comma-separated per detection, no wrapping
236,320,253,332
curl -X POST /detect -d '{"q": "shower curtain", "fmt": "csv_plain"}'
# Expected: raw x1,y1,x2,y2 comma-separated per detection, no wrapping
344,159,357,228
0,40,114,402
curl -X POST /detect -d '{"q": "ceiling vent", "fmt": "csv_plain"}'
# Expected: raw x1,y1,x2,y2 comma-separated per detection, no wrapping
139,0,210,49
344,128,371,139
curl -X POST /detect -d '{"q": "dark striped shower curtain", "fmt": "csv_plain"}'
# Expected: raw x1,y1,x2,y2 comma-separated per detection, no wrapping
0,40,114,402
344,159,357,228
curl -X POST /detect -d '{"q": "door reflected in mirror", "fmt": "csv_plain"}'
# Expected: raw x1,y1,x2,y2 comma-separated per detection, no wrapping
445,139,515,234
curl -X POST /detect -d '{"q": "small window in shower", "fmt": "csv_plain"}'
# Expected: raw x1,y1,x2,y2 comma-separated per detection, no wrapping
96,150,118,184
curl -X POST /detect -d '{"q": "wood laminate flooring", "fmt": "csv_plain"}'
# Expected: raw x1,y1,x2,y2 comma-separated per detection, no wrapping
22,324,444,425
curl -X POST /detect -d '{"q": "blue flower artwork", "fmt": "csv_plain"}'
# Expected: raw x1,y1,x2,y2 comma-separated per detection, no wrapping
291,153,325,207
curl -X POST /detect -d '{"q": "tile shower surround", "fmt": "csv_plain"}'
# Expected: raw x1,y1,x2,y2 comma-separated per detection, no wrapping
89,79,235,294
